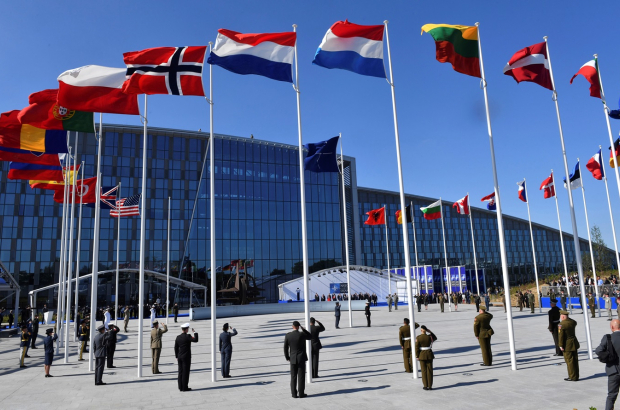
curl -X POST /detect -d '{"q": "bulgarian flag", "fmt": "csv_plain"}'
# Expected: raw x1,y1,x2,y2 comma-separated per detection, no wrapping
420,200,442,220
421,24,480,78
570,59,601,99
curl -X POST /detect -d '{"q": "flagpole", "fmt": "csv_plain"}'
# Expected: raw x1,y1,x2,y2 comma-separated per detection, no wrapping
115,182,121,326
546,35,593,359
467,194,480,295
600,145,620,274
477,23,517,369
552,170,571,313
339,135,352,327
208,41,217,383
292,24,313,384
384,20,417,379
384,205,391,295
137,95,148,377
522,179,541,313
74,161,84,341
412,202,424,295
578,160,601,317
440,198,451,312
89,113,104,372
56,145,70,354
167,196,170,325
64,134,79,362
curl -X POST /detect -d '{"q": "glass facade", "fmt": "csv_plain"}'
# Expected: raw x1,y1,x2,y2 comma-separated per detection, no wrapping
0,124,609,307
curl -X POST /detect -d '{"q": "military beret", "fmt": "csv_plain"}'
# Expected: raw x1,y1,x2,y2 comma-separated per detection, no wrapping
559,310,569,315
45,328,54,334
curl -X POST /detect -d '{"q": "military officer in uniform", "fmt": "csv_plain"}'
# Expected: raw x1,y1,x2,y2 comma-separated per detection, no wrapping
548,298,562,356
588,292,596,318
151,320,168,374
174,323,198,391
484,293,490,311
309,318,325,378
560,290,567,311
394,293,399,310
173,303,179,323
78,318,89,361
386,294,392,312
605,293,613,320
219,323,237,378
518,291,524,311
364,302,371,327
123,306,130,332
474,306,494,366
106,324,120,368
398,318,419,373
529,290,535,313
284,321,312,398
93,324,107,385
439,293,444,313
415,325,435,390
558,310,580,381
19,325,31,368
474,294,480,311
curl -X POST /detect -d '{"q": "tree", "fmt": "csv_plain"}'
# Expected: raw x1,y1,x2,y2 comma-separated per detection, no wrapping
582,225,612,274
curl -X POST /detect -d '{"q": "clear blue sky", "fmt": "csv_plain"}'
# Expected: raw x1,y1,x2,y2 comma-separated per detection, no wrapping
2,1,620,249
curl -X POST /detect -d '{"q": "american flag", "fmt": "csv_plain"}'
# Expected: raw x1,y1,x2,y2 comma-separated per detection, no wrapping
110,194,141,217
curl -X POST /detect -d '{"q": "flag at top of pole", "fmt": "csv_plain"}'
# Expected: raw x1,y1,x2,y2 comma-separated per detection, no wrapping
452,195,470,215
365,207,385,225
208,29,296,83
540,174,556,198
503,42,553,90
480,193,496,210
517,180,527,202
570,60,601,98
563,161,582,190
586,148,605,180
312,20,386,78
303,136,339,172
421,24,480,78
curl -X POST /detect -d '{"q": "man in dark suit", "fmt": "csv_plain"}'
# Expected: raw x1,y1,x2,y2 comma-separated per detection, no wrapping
284,320,311,398
595,319,620,410
309,318,325,378
174,323,198,392
93,324,107,385
334,302,341,329
219,323,237,378
30,317,39,349
365,302,371,327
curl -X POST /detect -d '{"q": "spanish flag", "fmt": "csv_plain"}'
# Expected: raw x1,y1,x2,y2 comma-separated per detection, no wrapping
0,110,68,153
30,166,79,190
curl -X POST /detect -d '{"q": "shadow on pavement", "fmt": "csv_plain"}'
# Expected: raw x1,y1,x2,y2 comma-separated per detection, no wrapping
432,378,498,390
310,384,390,397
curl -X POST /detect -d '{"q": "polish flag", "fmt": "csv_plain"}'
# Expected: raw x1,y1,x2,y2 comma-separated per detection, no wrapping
539,174,555,198
57,65,140,115
586,149,604,180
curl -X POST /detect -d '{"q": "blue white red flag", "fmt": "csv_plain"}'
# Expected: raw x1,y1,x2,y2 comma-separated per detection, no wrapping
480,192,496,211
86,185,118,210
111,194,141,217
586,149,604,180
208,29,296,83
313,20,386,78
517,180,527,203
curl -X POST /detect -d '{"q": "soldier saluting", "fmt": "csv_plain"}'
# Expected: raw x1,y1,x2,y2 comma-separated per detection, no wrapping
398,318,419,373
558,310,580,381
474,305,494,366
174,323,198,392
415,325,436,390
548,298,562,356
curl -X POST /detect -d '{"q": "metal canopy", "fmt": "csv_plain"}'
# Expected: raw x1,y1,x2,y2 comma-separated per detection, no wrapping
0,259,19,292
28,268,207,295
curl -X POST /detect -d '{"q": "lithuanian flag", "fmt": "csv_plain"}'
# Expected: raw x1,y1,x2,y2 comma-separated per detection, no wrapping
420,200,442,221
421,24,480,78
0,110,68,153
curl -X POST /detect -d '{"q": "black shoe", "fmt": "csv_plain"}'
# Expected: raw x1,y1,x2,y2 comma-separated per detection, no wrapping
96,382,107,386
564,378,572,381
428,387,433,390
25,355,31,358
31,347,38,349
45,374,48,378
299,394,307,398
423,387,428,390
480,364,490,366
20,365,27,368
48,374,54,377
185,388,192,391
292,395,298,398
108,366,116,368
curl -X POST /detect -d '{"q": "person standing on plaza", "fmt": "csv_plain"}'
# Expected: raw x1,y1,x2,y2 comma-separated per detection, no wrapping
452,293,458,311
78,318,89,361
364,301,371,327
439,293,444,313
394,293,399,310
19,325,31,368
150,320,168,374
103,308,111,330
474,294,480,311
588,292,596,319
548,298,562,356
309,318,324,378
415,325,435,390
283,320,311,398
474,306,493,366
398,318,419,373
386,294,392,312
605,294,613,321
424,293,429,310
484,293,490,311
8,310,14,329
174,323,198,392
219,323,237,378
150,304,157,329
106,324,120,368
41,305,48,324
416,293,423,312
594,318,620,410
93,324,107,385
173,303,179,323
334,302,341,329
558,310,580,381
560,290,567,311
30,316,39,349
123,306,130,332
43,328,57,377
296,287,300,301
528,290,535,314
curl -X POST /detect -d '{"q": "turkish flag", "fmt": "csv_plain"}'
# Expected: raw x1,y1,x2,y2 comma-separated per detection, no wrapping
365,207,385,225
54,176,97,203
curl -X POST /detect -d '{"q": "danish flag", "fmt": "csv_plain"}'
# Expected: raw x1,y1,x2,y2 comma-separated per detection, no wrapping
122,46,207,96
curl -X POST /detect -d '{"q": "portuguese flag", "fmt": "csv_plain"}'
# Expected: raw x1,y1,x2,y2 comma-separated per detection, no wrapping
421,24,480,78
17,89,94,133
420,200,442,221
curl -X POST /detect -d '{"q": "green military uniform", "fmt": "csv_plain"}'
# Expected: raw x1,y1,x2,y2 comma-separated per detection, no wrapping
517,292,523,311
502,294,507,313
473,307,493,366
547,300,562,356
439,294,444,313
78,321,89,361
528,292,535,313
558,312,580,381
415,332,435,390
588,295,595,318
398,322,419,373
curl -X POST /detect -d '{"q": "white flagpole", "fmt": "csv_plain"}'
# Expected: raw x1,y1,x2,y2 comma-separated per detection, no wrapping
74,161,84,341
467,194,480,295
545,36,593,359
167,196,170,325
137,95,148,376
292,24,312,384
384,205,391,295
64,133,79,362
522,179,541,313
552,170,571,313
114,182,121,326
56,145,70,354
477,23,516,369
384,20,417,379
440,198,451,312
599,145,620,273
578,160,601,317
208,41,217,383
89,114,104,372
339,135,353,327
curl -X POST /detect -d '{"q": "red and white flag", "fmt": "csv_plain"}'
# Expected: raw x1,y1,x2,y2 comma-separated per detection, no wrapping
503,42,553,90
570,60,601,98
122,46,207,96
57,65,140,115
539,174,555,198
452,195,469,215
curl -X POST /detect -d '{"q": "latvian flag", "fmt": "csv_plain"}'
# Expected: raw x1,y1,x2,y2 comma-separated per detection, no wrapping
480,193,496,211
586,148,604,180
539,174,555,199
503,42,553,90
452,195,469,215
111,194,141,217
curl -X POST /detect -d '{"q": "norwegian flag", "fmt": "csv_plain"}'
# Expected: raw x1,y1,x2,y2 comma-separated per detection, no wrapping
86,185,118,209
122,46,207,96
110,194,141,217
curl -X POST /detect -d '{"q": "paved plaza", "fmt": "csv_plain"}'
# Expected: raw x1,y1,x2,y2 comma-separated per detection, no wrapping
0,304,612,409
